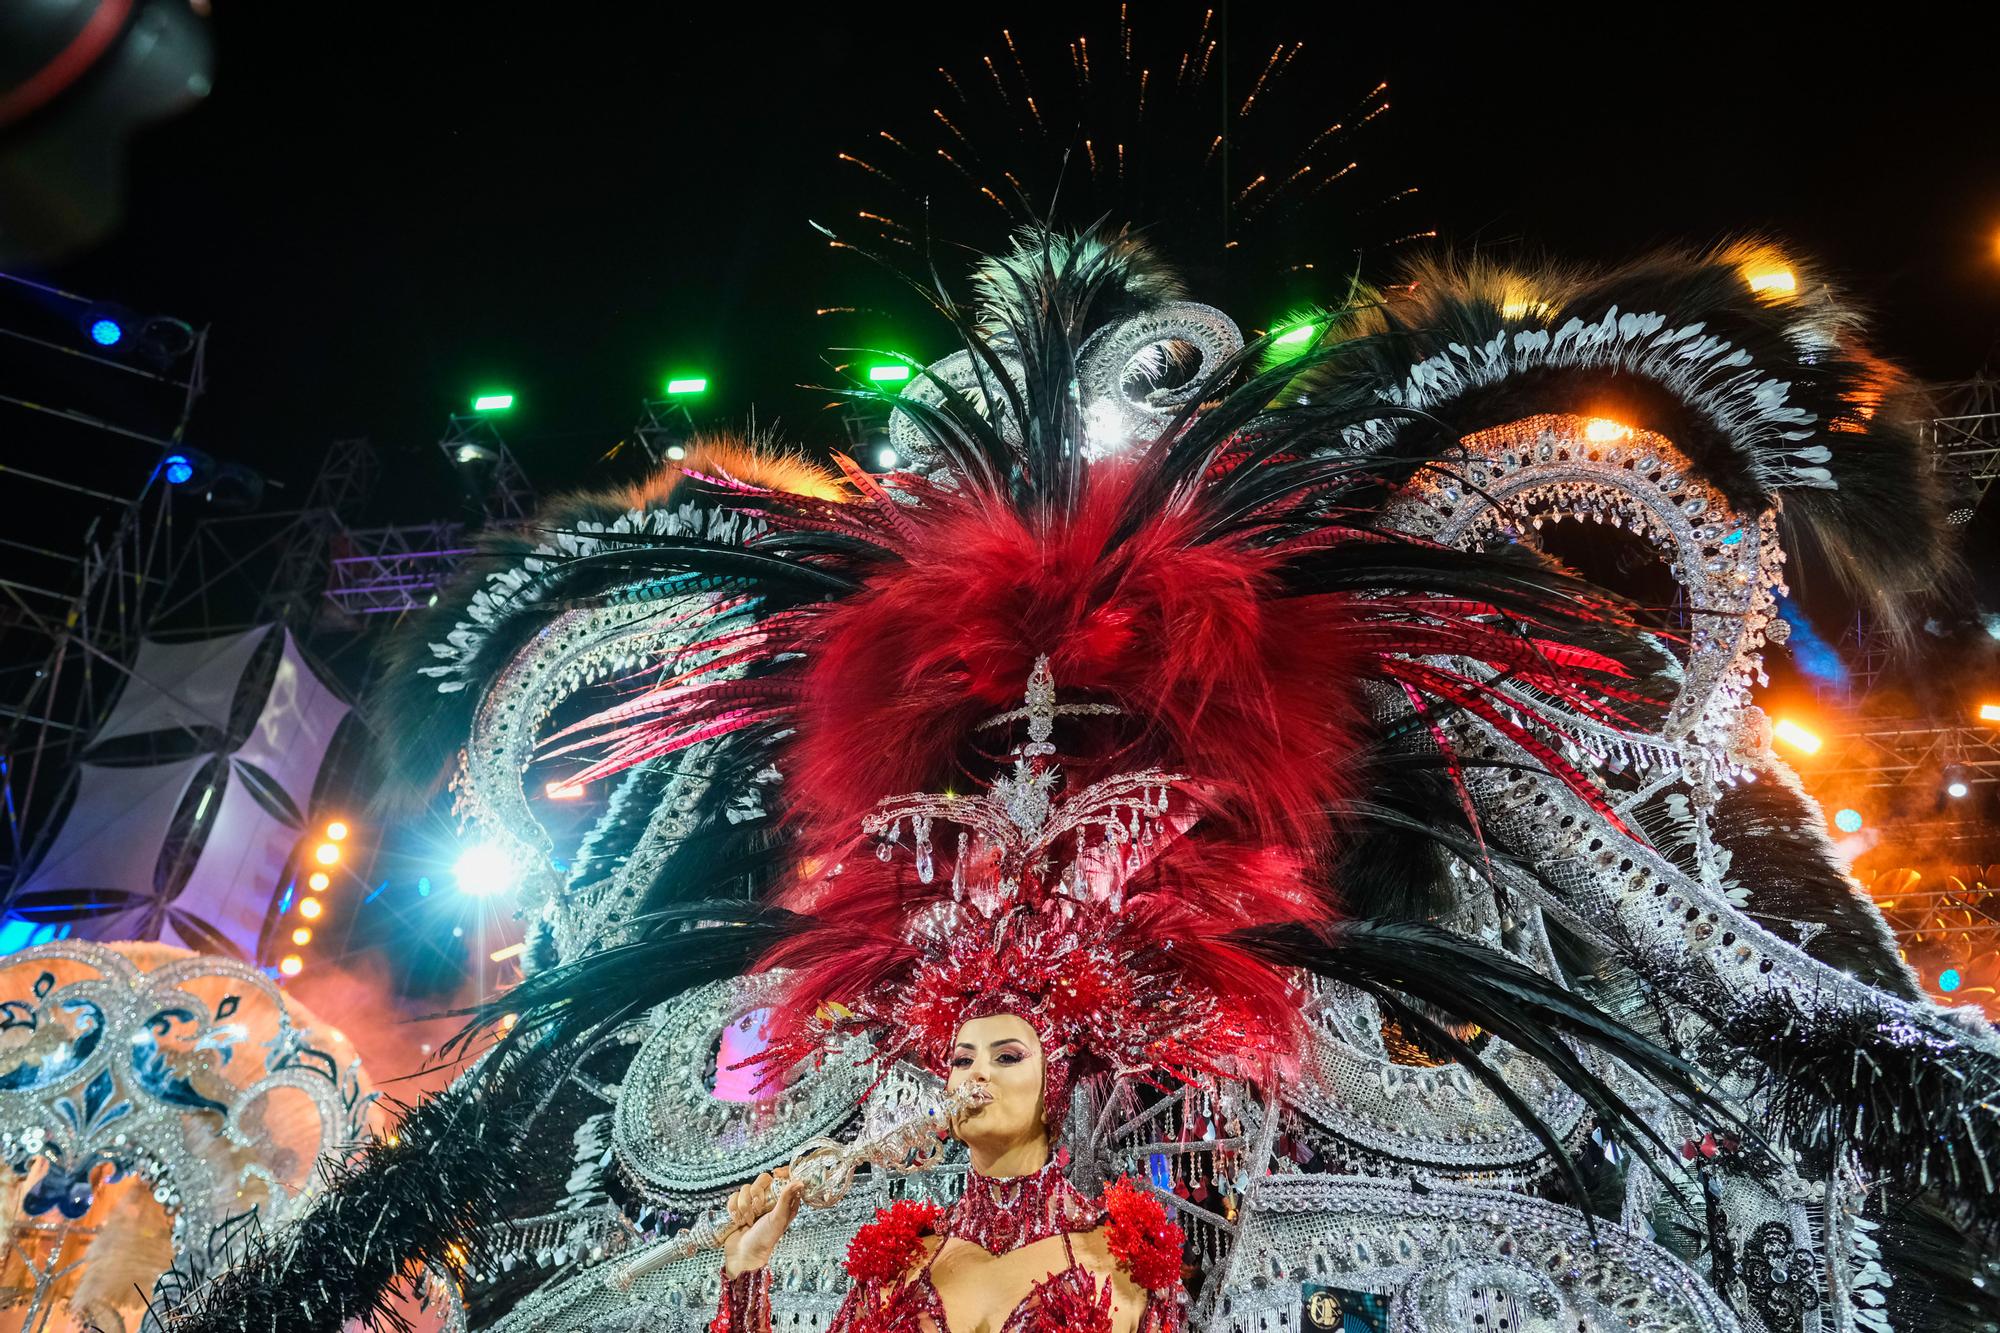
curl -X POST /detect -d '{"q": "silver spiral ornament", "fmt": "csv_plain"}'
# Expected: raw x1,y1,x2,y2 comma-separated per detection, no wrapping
885,347,1024,477
886,301,1241,473
1076,301,1242,458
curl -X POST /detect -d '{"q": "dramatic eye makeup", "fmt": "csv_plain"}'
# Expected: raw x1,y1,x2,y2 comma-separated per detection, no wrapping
949,1037,1029,1069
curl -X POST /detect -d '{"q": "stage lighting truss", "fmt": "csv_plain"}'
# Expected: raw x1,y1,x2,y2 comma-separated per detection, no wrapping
1923,376,2000,508
325,520,474,616
631,395,699,466
438,411,536,521
1812,720,2000,795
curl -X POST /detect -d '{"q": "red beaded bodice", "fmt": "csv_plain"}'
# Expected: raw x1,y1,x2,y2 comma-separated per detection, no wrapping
713,1167,1185,1333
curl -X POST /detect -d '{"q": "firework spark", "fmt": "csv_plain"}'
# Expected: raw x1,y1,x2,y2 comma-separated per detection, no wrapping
983,55,1011,108
828,6,1425,295
857,211,909,234
1239,44,1287,118
837,152,892,184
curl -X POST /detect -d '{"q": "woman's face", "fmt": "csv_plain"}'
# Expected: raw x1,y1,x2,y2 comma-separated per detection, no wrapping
945,1013,1047,1150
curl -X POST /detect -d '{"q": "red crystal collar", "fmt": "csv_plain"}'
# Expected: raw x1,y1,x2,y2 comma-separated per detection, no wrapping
943,1157,1099,1256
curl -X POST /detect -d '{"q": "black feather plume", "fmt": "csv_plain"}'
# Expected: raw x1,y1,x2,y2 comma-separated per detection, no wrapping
1303,243,1958,640
1877,1193,2000,1331
1709,763,1919,998
1713,989,2000,1234
161,1052,575,1333
1238,919,1739,1204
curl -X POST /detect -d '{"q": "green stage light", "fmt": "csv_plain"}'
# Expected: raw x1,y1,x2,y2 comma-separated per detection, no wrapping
867,364,912,383
1264,320,1321,368
666,376,709,396
472,393,515,411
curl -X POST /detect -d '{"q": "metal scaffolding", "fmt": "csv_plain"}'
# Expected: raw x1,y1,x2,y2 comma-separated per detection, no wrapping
1806,376,2000,703
0,272,209,880
257,438,380,625
1926,375,2000,513
630,396,697,464
318,406,550,618
156,438,380,636
326,522,474,616
1811,719,2000,790
439,411,535,521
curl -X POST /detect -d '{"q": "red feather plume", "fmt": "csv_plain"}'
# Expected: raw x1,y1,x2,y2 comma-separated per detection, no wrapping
543,440,1648,1084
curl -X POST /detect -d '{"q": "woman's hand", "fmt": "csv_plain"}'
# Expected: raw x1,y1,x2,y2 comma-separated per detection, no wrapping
720,1167,806,1278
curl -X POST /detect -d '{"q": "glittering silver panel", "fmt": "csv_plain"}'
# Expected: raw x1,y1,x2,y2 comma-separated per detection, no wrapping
445,500,767,960
419,389,1972,1333
1386,413,1786,747
1213,1175,1742,1333
1369,412,2000,1333
484,1171,971,1333
885,345,1025,478
612,974,871,1201
1292,984,1590,1181
423,502,761,695
457,603,694,917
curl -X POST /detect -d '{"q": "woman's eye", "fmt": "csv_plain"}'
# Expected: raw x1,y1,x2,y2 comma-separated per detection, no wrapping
950,1057,973,1068
995,1053,1021,1065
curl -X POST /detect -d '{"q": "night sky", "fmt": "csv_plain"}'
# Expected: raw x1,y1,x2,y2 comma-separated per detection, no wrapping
30,3,2000,526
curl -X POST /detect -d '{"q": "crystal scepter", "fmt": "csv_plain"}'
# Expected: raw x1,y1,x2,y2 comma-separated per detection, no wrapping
611,1080,990,1286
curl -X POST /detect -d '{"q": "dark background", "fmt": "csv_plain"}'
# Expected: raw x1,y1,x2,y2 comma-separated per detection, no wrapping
6,0,2000,1038
24,3,2000,520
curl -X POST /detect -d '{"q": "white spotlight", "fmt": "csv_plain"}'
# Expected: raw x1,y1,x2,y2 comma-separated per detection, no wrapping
454,844,519,896
876,446,898,470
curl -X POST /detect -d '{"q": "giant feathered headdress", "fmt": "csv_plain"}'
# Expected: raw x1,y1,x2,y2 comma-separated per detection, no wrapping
489,223,1705,1145
164,225,2000,1333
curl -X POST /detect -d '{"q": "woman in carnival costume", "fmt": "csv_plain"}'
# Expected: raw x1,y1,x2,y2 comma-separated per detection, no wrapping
164,225,2000,1333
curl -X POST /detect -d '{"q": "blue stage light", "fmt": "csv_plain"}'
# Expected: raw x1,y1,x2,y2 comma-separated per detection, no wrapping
1775,597,1850,691
454,844,519,896
1940,968,1962,993
90,318,124,346
163,454,195,485
1833,808,1863,833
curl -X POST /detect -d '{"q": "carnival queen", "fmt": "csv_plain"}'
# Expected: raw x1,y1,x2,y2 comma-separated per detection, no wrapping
703,654,1218,1333
713,1009,1186,1333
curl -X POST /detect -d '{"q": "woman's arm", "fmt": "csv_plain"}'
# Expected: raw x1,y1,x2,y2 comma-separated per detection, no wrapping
709,1169,806,1333
712,1188,940,1333
711,1267,773,1333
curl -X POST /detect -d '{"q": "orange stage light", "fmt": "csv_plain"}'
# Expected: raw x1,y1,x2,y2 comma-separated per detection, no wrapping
1746,267,1797,296
1773,718,1822,755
